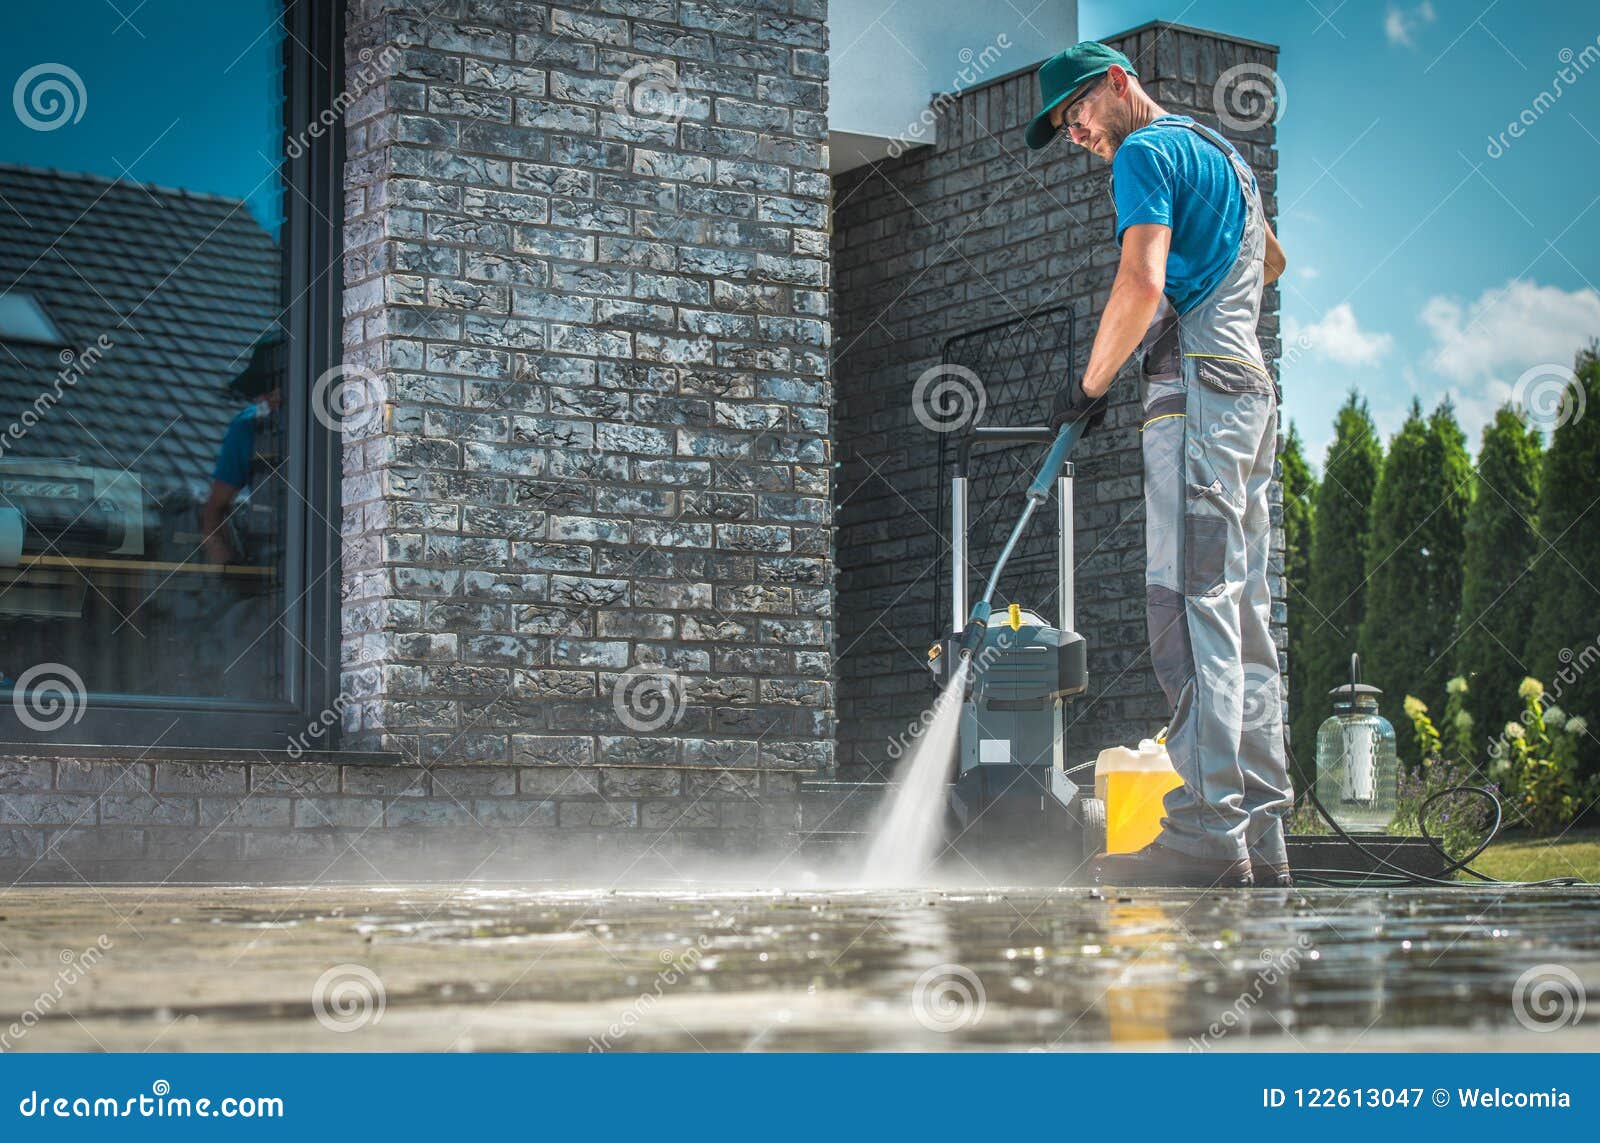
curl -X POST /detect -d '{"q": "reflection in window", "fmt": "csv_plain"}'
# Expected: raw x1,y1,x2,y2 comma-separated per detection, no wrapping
0,294,67,347
0,1,289,703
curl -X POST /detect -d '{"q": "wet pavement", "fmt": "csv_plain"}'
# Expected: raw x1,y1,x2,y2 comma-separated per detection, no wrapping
0,883,1596,1051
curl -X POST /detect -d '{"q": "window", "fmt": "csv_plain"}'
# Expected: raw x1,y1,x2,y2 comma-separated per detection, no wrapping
0,294,67,347
0,1,342,746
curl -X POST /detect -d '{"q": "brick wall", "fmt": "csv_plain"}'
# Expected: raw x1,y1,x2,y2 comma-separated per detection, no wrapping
0,746,800,882
339,0,836,781
832,22,1285,780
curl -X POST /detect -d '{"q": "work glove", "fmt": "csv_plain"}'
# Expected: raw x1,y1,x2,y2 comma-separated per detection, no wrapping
1047,375,1107,434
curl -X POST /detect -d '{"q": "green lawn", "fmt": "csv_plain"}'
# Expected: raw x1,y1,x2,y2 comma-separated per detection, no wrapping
1470,827,1600,883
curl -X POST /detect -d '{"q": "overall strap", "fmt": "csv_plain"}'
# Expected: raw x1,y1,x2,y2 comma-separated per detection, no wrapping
1178,119,1259,209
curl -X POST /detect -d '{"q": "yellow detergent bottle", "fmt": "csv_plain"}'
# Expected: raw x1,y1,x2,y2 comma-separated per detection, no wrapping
1094,727,1184,853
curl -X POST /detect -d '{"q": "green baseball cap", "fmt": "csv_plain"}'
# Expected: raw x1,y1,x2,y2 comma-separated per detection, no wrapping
1024,41,1136,150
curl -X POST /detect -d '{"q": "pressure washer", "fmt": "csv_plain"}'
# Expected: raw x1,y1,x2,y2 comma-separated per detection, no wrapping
929,420,1592,889
926,420,1101,861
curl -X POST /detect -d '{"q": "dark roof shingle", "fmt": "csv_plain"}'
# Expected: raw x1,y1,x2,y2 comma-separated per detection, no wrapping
0,164,282,494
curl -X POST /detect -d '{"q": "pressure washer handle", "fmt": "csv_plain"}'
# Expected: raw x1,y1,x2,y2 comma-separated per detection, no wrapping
1025,421,1084,503
957,600,991,660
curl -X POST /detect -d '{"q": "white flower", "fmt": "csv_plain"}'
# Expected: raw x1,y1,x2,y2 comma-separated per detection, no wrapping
1565,716,1588,737
1518,677,1544,701
1504,722,1525,741
1446,676,1468,695
1544,705,1566,730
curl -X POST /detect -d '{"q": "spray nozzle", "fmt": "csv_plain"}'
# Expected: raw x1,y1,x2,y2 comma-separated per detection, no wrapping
957,600,991,660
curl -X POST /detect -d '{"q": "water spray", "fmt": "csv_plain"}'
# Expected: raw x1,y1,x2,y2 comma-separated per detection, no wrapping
861,420,1094,884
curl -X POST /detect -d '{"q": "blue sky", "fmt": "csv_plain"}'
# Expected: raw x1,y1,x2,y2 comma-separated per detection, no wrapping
1083,0,1600,471
0,0,282,232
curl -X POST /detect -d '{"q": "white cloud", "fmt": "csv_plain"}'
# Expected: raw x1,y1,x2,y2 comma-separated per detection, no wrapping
1385,2,1436,48
1284,303,1395,367
1384,9,1409,45
1420,279,1600,383
1410,279,1600,451
1298,265,1320,280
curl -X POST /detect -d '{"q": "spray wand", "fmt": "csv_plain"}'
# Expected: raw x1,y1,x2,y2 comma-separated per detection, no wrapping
955,419,1087,661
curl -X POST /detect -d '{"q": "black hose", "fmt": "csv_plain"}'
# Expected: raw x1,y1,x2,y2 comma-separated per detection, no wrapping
1280,730,1588,889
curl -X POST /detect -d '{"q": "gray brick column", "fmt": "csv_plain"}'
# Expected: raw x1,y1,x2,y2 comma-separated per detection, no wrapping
340,0,834,776
832,22,1284,780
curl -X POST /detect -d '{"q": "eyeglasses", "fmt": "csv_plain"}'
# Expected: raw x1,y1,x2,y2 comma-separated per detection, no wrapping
1057,77,1104,134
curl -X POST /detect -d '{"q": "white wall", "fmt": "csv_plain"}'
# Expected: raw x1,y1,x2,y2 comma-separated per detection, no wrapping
828,0,1078,171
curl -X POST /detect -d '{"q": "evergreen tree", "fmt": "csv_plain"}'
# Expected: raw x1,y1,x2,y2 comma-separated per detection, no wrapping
1425,397,1474,675
1526,345,1600,778
1278,421,1317,790
1358,397,1472,765
1455,406,1543,762
1297,394,1382,775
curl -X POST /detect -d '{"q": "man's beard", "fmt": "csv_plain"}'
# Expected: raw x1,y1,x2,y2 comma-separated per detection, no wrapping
1099,109,1135,155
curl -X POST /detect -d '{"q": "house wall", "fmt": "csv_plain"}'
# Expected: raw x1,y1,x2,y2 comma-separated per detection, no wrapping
338,0,836,814
831,22,1285,780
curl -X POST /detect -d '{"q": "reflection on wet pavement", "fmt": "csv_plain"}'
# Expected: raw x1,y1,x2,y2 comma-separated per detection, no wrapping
0,884,1596,1051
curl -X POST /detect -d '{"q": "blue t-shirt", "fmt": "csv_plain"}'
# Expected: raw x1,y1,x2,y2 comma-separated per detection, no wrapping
1111,115,1255,315
211,404,262,489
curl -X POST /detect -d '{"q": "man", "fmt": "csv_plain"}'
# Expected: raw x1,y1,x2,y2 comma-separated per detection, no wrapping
197,331,286,700
1026,42,1293,888
201,333,284,567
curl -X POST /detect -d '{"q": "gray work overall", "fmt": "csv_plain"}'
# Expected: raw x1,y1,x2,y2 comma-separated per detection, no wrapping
1133,119,1292,865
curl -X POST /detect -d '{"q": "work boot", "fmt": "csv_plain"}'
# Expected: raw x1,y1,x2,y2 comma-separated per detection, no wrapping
1249,820,1293,887
1249,855,1294,888
1092,839,1252,888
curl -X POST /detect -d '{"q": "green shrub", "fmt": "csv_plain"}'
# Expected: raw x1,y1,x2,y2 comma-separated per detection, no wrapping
1485,677,1600,835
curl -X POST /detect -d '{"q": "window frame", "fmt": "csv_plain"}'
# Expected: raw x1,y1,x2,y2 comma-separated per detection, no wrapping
0,0,346,750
